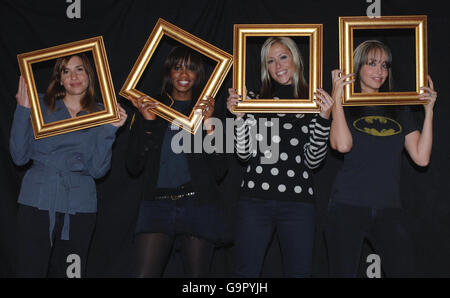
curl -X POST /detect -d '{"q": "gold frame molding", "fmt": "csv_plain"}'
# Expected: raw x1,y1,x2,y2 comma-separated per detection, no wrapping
120,18,233,134
232,24,323,113
339,15,428,106
17,36,119,139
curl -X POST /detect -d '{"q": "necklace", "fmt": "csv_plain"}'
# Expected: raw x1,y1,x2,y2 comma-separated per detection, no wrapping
166,93,175,108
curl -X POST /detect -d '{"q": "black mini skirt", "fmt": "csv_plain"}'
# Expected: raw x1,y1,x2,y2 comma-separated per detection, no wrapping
135,184,224,245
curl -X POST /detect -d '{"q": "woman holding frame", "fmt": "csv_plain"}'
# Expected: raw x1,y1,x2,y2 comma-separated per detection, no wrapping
227,36,334,277
11,53,127,277
126,45,227,278
326,40,437,277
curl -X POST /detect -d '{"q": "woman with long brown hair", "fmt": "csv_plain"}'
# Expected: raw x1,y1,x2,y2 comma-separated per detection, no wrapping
326,40,437,277
10,53,127,277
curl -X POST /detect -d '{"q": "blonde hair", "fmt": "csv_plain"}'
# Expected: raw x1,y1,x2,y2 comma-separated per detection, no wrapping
259,37,308,98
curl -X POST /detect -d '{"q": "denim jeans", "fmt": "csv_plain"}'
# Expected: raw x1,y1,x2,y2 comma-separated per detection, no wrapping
233,196,315,277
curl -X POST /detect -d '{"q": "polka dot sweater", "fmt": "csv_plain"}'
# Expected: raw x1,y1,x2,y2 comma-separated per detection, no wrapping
234,85,331,203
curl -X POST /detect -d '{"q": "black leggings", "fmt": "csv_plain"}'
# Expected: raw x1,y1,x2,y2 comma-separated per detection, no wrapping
325,201,416,277
135,232,215,278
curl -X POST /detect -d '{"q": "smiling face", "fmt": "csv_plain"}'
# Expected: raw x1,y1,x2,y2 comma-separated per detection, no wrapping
359,49,389,93
170,58,197,100
266,42,296,85
59,55,89,97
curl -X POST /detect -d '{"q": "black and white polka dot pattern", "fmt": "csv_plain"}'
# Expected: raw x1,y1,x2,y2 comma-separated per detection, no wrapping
233,88,331,203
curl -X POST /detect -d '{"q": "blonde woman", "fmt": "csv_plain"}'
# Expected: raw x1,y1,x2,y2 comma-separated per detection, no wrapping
227,37,334,277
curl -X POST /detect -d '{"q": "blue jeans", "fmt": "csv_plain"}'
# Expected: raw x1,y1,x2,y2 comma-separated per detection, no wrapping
233,196,315,277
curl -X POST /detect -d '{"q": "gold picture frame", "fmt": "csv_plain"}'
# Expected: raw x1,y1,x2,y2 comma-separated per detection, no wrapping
17,36,119,139
232,24,323,113
339,15,428,106
120,18,233,134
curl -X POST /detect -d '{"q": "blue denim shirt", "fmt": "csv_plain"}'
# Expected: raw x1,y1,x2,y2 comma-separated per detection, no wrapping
10,99,118,245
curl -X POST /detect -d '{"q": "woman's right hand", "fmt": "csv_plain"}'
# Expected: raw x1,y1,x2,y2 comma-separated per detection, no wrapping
130,96,158,120
331,70,355,106
226,88,245,119
16,76,30,108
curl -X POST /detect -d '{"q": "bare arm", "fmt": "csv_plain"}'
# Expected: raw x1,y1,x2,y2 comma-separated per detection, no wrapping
404,75,437,167
329,70,355,153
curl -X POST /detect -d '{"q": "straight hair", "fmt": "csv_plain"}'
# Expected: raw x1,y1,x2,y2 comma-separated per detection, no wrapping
44,53,98,113
259,36,308,99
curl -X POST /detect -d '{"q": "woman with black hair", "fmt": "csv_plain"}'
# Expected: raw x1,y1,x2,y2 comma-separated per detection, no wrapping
126,45,227,278
10,54,127,277
326,40,437,277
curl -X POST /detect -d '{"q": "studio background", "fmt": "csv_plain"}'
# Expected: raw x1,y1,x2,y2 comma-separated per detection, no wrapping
1,0,449,277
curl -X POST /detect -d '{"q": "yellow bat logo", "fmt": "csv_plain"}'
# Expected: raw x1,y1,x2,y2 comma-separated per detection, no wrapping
353,116,402,137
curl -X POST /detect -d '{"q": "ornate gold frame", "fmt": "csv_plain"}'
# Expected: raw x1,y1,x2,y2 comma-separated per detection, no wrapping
339,15,428,106
232,24,323,113
120,18,233,134
17,36,119,139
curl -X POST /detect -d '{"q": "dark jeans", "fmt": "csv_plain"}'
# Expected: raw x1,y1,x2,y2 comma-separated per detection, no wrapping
15,204,96,278
233,197,315,277
325,201,416,277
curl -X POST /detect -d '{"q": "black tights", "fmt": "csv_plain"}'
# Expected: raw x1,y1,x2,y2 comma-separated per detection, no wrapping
136,233,215,278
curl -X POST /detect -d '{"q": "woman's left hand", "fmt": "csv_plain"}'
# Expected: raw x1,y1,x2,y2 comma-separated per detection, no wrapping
111,103,128,127
419,75,437,114
195,96,215,121
314,88,335,120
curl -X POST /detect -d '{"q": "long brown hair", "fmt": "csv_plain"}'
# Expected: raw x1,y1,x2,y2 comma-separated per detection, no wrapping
353,40,393,92
348,40,396,119
43,53,98,113
259,37,308,99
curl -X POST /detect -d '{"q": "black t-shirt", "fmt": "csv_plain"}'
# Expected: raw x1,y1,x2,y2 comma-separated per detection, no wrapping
330,105,421,208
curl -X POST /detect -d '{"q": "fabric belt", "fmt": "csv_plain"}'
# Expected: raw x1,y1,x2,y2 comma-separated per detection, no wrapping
32,161,81,246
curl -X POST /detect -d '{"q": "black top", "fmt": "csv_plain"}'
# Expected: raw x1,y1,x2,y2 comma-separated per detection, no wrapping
330,105,421,208
234,84,331,203
126,95,228,203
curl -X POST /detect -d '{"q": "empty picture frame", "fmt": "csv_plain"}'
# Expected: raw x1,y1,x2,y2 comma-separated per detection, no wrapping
339,15,428,106
232,24,323,113
17,36,119,139
120,18,233,134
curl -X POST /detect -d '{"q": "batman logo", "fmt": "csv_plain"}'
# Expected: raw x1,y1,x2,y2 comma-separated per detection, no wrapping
353,116,402,137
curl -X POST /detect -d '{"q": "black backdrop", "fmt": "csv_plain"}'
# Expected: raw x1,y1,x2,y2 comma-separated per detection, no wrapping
1,0,449,278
